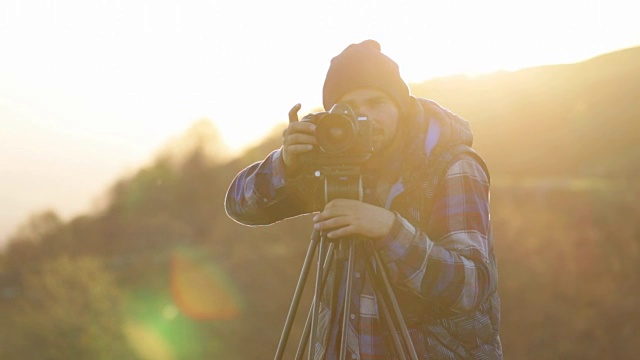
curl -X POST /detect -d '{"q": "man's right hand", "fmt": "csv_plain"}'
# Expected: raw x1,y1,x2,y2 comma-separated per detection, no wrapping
282,103,317,173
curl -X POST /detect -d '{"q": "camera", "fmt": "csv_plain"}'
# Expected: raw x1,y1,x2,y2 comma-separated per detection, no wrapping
300,103,373,168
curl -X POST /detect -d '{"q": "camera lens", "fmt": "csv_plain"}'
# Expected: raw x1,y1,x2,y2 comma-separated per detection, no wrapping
316,114,355,153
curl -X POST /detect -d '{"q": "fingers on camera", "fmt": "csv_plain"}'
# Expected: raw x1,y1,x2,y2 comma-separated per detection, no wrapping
289,103,302,123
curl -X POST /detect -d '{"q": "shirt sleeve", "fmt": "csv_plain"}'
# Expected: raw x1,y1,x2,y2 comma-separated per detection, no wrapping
375,156,497,313
225,148,318,225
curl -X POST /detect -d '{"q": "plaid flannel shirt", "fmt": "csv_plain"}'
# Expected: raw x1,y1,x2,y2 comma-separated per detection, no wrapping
225,98,502,359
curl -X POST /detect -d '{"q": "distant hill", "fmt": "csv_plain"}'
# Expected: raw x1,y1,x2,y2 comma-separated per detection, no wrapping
410,46,640,179
2,47,640,359
235,46,640,179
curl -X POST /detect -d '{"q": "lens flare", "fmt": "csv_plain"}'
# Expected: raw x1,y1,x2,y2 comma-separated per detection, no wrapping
123,289,207,360
124,319,174,360
170,249,244,321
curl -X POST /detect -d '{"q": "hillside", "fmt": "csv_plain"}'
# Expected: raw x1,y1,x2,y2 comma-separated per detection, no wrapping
411,46,640,178
1,47,639,359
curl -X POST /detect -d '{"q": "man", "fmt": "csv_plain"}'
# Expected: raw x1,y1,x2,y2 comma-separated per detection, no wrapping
225,40,502,359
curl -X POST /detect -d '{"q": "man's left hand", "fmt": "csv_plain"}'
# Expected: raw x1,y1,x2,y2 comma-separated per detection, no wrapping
313,199,395,239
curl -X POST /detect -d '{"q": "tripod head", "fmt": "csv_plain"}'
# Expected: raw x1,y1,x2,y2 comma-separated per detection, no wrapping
310,165,364,205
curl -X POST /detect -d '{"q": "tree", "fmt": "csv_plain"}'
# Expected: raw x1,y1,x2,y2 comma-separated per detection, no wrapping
3,256,136,360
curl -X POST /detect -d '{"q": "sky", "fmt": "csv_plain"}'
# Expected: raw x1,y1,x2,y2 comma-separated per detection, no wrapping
1,0,639,244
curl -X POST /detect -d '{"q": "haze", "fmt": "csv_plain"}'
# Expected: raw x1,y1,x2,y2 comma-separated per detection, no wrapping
1,0,639,244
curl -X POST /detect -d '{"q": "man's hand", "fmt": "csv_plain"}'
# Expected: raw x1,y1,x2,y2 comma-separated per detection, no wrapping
282,103,316,173
313,199,395,239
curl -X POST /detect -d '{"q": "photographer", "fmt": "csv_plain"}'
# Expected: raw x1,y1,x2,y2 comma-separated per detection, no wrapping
225,40,502,359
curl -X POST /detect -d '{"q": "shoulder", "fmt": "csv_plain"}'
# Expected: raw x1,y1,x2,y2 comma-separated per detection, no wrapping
446,155,490,185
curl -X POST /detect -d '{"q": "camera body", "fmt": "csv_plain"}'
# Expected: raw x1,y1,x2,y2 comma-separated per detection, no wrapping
300,103,373,168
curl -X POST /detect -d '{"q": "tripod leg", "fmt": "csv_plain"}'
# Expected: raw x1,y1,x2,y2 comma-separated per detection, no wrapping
309,234,327,360
274,229,321,360
360,245,406,359
339,237,356,360
295,241,336,360
375,290,408,360
365,241,419,360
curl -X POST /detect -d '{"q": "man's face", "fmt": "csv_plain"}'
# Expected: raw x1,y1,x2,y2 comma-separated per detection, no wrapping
338,88,400,153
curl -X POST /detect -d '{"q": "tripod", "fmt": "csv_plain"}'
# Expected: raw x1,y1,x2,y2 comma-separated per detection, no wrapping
274,168,419,360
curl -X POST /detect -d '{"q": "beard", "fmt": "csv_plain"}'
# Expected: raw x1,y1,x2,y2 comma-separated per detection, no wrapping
370,125,392,153
366,125,406,171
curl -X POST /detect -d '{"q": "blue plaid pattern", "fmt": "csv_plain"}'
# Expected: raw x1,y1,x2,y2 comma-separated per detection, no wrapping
225,98,502,359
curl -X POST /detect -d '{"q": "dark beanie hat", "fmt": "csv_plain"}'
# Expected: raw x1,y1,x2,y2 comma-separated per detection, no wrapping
322,40,410,113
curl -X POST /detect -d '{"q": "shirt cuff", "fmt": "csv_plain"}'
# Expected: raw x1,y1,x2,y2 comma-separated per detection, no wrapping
269,149,287,189
375,213,418,262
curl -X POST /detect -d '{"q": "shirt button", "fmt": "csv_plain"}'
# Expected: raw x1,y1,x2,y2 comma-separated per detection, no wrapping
262,198,268,203
350,313,356,320
351,354,357,359
355,272,360,279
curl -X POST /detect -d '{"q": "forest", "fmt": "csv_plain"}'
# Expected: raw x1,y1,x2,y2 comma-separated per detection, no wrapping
1,46,639,359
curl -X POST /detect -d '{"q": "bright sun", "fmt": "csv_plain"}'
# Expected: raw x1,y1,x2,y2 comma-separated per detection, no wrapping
205,0,637,153
1,0,638,241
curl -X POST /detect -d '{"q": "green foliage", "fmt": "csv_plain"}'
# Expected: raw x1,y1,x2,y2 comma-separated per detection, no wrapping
2,256,135,359
1,46,640,359
10,210,62,243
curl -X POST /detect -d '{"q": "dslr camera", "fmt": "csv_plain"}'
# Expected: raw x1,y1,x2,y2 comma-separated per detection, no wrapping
300,103,373,168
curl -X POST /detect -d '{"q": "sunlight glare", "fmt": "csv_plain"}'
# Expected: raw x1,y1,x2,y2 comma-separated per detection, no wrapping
1,0,638,243
170,249,244,321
